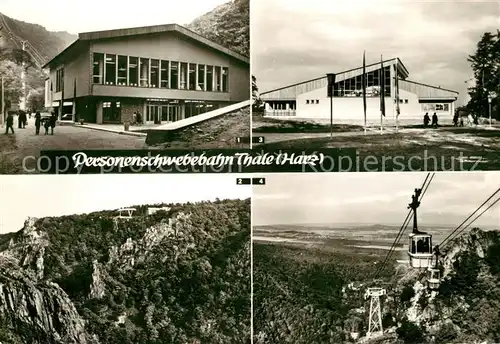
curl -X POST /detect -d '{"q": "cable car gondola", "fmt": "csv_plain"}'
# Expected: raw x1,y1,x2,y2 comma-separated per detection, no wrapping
407,188,434,268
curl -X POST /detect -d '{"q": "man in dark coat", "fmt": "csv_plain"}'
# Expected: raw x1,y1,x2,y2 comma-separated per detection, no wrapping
5,113,14,134
49,112,57,135
18,111,23,129
431,112,438,128
35,112,41,135
423,112,430,127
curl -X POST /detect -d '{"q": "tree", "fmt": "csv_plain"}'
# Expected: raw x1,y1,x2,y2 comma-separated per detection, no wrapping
467,32,500,120
10,48,37,70
26,87,45,112
252,75,263,113
0,60,23,113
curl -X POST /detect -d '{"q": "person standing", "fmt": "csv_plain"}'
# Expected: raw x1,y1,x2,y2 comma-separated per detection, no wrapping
5,113,14,134
49,112,57,135
21,111,27,128
453,111,459,127
35,112,41,135
423,112,430,127
432,112,438,128
18,111,23,129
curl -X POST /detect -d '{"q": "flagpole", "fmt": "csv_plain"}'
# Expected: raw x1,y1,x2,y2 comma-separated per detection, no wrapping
380,54,384,135
363,51,367,135
395,60,399,133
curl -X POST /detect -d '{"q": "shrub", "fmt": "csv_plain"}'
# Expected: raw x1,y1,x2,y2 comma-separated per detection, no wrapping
396,318,424,344
400,284,415,303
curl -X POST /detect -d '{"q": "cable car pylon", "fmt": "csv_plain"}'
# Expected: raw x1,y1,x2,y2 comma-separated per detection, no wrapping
364,287,386,338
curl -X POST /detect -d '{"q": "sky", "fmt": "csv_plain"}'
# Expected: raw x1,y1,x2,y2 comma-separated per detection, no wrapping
0,0,228,33
253,172,500,228
252,0,500,106
0,174,251,234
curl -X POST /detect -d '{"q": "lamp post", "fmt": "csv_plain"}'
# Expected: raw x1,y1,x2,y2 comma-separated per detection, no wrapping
488,91,496,128
326,73,336,138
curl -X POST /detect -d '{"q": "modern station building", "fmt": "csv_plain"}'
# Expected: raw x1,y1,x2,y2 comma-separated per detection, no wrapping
260,58,459,126
43,24,249,124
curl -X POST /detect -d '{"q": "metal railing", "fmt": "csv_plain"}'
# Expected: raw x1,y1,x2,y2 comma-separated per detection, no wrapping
264,109,297,117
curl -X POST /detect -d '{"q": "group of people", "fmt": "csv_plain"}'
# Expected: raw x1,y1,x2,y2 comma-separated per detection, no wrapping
4,111,57,135
132,111,143,125
453,112,478,127
17,110,28,129
423,112,439,128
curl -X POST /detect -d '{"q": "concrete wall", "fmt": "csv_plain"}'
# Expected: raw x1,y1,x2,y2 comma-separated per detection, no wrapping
47,51,90,103
229,60,250,102
92,84,231,101
296,85,399,126
64,51,90,98
270,85,456,126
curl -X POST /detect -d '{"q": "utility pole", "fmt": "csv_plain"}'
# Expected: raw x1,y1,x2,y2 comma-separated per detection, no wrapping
365,287,386,338
20,40,27,111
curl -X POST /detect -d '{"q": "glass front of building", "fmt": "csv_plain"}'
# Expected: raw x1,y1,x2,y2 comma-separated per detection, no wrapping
333,66,391,97
92,52,230,93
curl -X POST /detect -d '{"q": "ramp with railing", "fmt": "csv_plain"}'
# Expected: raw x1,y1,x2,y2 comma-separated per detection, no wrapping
145,100,250,145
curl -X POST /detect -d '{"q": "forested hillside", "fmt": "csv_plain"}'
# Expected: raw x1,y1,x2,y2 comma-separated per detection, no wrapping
187,0,249,57
0,198,251,343
0,13,76,61
254,228,500,344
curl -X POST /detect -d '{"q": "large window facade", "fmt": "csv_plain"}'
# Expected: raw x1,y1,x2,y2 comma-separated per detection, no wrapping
93,53,104,84
206,66,213,92
105,54,116,85
117,56,128,86
128,57,139,86
150,59,159,88
198,65,205,91
139,58,149,87
170,62,179,89
91,53,229,92
180,63,188,90
333,66,391,97
188,63,196,90
160,60,169,88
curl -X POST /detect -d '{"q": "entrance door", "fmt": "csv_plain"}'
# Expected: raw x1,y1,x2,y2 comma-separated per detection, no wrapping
161,106,168,122
168,105,178,122
146,105,160,124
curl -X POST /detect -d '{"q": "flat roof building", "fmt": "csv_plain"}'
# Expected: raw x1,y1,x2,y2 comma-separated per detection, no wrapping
260,58,459,126
43,24,250,125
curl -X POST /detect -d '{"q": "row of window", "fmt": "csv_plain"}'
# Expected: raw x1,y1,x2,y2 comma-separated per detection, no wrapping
332,67,392,97
422,103,450,112
92,53,229,92
267,102,296,111
306,99,319,104
394,99,409,104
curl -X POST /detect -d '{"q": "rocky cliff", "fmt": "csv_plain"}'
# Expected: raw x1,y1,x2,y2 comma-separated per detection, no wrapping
375,228,500,344
0,199,250,343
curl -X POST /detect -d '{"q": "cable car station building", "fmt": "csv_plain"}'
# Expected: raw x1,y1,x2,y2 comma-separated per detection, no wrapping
43,24,250,125
260,58,459,126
